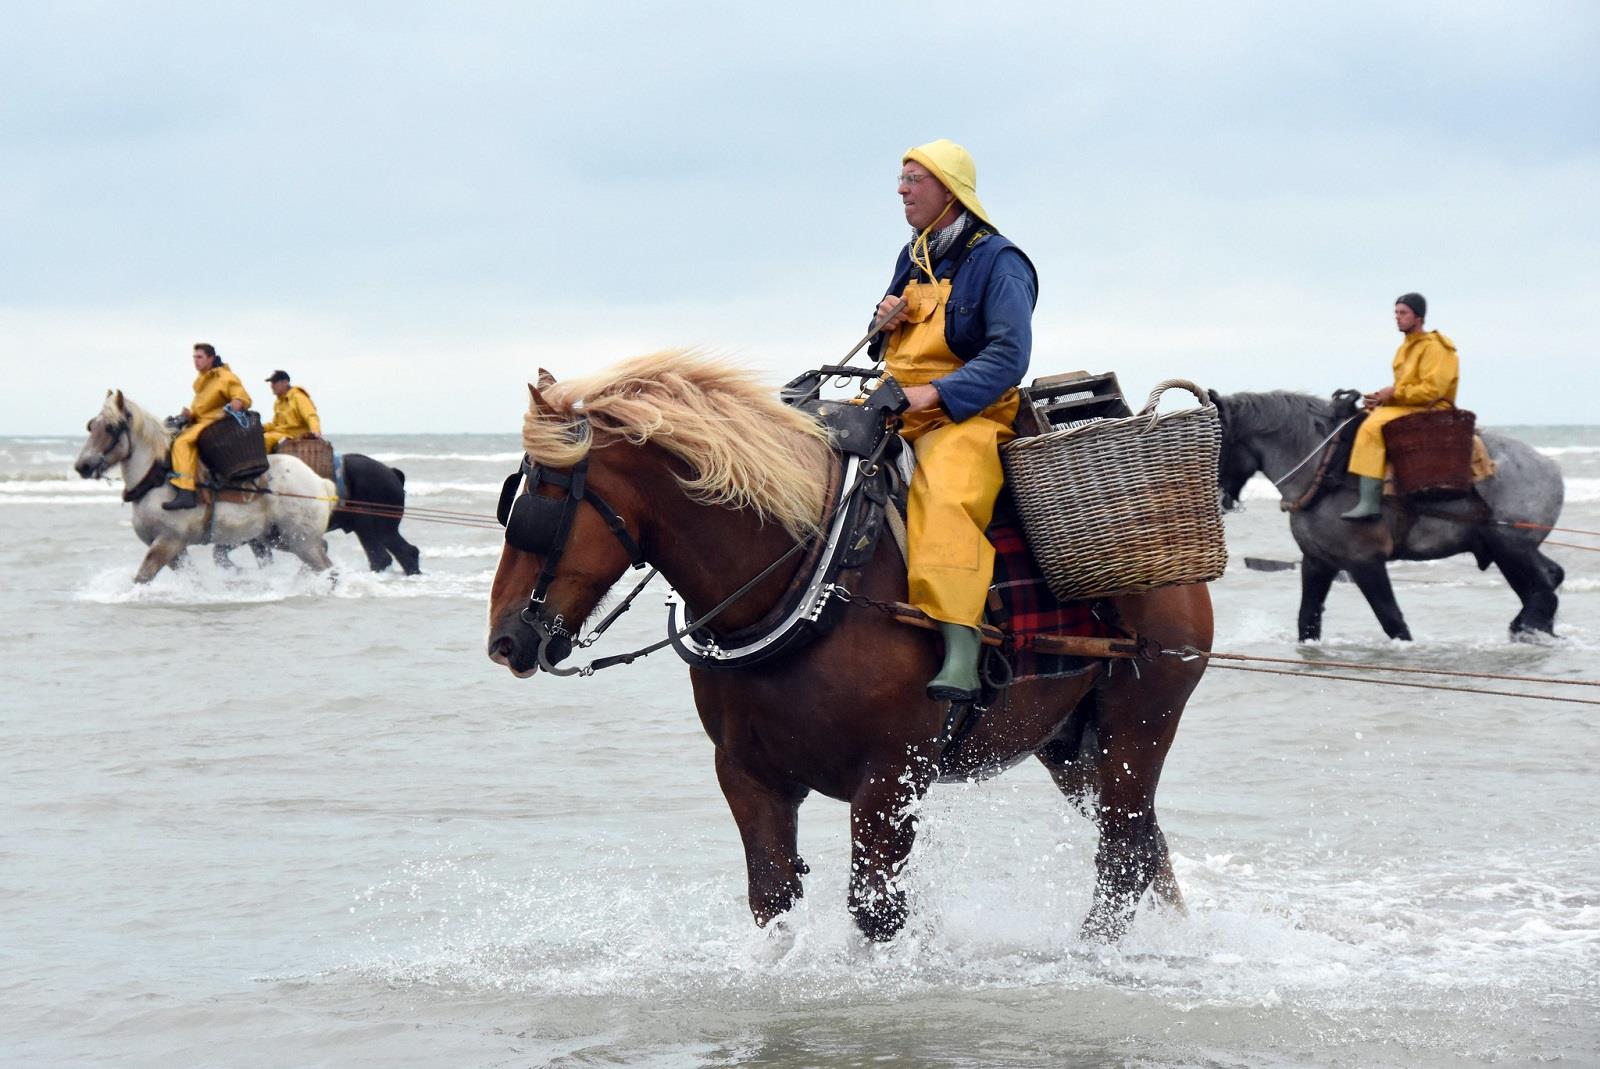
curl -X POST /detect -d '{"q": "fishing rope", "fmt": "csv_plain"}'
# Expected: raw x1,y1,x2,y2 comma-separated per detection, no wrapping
1194,662,1600,707
1163,647,1600,707
1176,648,1600,688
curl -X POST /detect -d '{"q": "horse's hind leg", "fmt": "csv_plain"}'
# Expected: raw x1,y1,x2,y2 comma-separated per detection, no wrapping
384,529,421,575
1347,561,1412,640
356,526,395,572
715,750,810,928
1298,556,1341,641
282,534,334,573
212,545,239,571
1078,672,1190,941
1038,715,1186,917
1538,550,1565,592
1489,540,1559,637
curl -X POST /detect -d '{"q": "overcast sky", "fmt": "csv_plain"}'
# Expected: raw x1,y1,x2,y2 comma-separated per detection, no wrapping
3,1,1595,434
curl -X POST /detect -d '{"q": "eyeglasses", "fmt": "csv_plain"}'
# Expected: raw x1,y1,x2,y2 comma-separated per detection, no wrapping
897,172,930,187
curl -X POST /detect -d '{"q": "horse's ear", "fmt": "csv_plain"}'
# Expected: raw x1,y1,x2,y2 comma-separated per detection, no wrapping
113,389,126,413
536,367,557,390
1207,388,1223,409
528,382,548,413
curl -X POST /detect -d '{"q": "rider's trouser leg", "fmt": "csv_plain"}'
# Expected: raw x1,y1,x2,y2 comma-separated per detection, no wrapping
169,422,208,492
1347,404,1421,480
902,393,1018,628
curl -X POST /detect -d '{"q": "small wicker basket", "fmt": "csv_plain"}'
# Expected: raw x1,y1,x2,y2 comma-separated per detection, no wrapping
1000,379,1227,601
274,437,335,480
1382,402,1475,499
197,410,270,482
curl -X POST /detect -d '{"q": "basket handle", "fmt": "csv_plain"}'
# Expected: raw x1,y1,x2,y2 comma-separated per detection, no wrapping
1137,379,1211,433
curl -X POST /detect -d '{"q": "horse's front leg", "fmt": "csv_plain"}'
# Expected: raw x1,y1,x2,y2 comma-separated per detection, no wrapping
1298,555,1340,641
848,755,935,942
134,537,187,584
714,749,809,927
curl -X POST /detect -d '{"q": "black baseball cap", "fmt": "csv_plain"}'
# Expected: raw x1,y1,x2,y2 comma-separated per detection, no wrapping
266,370,291,383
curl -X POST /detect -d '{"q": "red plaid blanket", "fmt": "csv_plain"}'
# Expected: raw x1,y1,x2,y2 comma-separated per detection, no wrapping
987,519,1110,681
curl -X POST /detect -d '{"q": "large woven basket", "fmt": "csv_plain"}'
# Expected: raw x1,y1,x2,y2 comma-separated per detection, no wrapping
1000,379,1227,601
1382,402,1475,498
197,410,269,482
274,436,335,480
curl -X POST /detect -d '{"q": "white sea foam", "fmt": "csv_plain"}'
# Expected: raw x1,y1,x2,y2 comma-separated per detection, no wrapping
74,557,493,605
0,477,113,492
366,451,522,464
422,543,502,559
402,480,504,497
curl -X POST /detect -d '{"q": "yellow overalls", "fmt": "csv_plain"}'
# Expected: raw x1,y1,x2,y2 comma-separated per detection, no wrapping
1348,331,1459,479
171,365,252,492
263,386,321,451
885,277,1019,628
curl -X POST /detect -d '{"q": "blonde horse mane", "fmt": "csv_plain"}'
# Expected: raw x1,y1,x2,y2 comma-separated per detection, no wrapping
522,351,835,540
101,390,174,452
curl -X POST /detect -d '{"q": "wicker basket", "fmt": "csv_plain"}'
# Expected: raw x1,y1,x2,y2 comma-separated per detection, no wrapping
274,436,335,479
197,410,269,482
1382,402,1475,499
1000,379,1227,600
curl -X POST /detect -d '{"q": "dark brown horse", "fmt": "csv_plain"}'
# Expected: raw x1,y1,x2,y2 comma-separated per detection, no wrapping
486,353,1212,942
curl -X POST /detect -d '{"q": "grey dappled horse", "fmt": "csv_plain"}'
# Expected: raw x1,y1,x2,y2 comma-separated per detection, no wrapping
1211,390,1565,640
75,390,336,583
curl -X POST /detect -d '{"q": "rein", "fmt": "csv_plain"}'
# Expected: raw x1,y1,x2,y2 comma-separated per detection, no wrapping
1272,413,1359,507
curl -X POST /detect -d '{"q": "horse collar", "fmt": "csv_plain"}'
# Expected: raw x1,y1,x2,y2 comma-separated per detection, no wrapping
123,460,171,503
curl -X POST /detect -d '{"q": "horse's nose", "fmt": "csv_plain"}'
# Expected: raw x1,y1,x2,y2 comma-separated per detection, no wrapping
74,459,95,478
488,633,516,662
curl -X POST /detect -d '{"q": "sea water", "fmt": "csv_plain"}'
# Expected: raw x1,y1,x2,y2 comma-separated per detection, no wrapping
2,428,1597,1067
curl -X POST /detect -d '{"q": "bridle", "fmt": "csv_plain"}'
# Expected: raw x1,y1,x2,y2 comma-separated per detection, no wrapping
495,418,818,677
495,424,648,673
84,417,130,479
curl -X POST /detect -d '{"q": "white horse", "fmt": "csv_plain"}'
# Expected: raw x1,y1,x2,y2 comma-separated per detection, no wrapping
74,390,336,583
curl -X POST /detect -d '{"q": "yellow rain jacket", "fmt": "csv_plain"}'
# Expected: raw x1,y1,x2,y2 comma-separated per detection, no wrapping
264,385,322,451
886,276,1019,628
171,364,253,491
1348,330,1459,479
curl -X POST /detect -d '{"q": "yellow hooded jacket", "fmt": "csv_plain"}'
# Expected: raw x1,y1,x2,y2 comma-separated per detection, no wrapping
190,365,252,423
266,385,321,438
1390,330,1458,406
1348,330,1460,479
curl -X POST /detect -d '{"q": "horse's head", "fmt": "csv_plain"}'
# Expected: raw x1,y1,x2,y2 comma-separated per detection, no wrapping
487,373,652,678
1209,389,1259,512
75,390,136,480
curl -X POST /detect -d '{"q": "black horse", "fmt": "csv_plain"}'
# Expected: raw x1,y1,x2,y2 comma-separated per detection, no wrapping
329,453,421,574
1211,389,1564,641
216,452,421,575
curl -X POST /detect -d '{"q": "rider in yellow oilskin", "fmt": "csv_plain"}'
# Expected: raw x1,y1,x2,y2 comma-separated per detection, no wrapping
164,342,252,510
262,369,322,451
1342,293,1460,520
867,139,1038,703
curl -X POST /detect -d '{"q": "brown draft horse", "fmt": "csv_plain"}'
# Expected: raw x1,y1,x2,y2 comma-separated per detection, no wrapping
486,353,1213,943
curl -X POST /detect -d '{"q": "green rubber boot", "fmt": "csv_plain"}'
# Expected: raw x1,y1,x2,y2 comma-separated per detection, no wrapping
927,622,981,703
1339,475,1384,521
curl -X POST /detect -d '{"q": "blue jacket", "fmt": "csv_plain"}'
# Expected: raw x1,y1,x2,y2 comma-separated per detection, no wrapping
868,227,1037,422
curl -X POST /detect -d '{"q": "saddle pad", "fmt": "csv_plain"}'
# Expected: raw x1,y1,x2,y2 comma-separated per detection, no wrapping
987,519,1109,682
